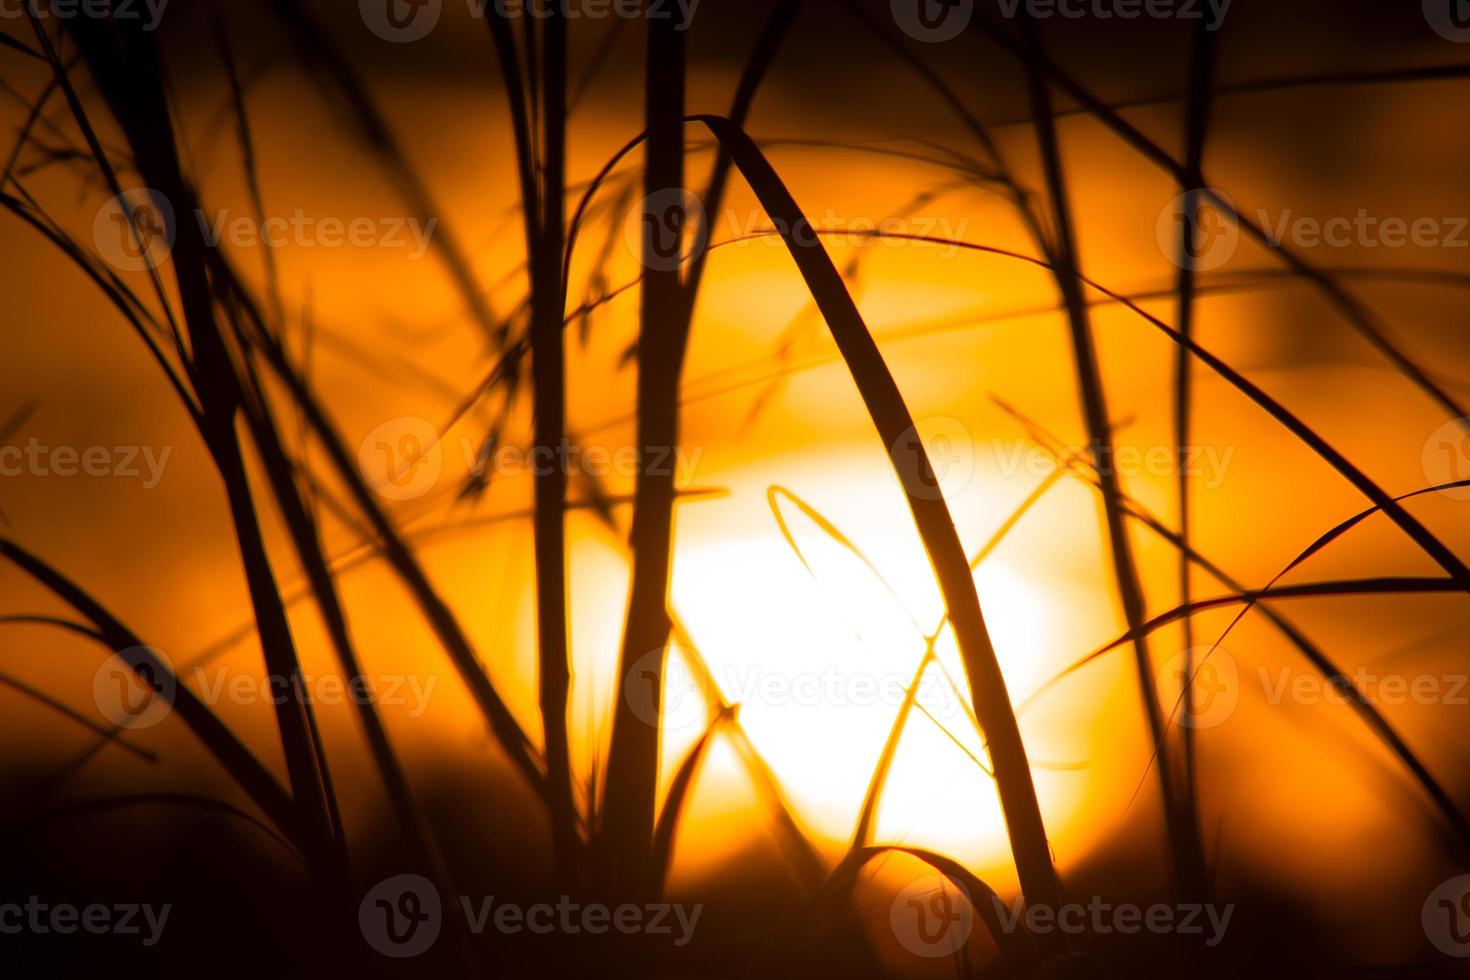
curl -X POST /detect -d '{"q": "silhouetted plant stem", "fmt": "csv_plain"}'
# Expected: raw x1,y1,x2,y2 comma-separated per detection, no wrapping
1002,409,1470,850
687,112,1066,959
967,11,1470,428
260,0,505,346
1018,15,1206,905
484,0,582,893
601,3,688,901
529,3,583,894
238,295,552,805
853,470,1063,851
209,32,395,867
0,540,298,839
223,291,464,932
1173,16,1218,867
48,10,346,911
684,0,800,307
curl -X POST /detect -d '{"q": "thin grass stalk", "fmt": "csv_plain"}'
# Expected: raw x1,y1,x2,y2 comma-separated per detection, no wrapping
1016,15,1204,902
0,540,299,839
525,2,582,892
852,470,1063,850
682,0,800,308
222,275,552,806
667,615,827,887
799,847,1038,976
50,12,343,900
827,21,1187,889
600,3,688,900
1051,577,1459,671
260,0,504,345
0,651,154,763
852,643,935,850
649,706,733,889
597,0,797,900
481,0,587,874
798,232,1470,593
226,307,460,901
213,12,286,335
1173,16,1218,856
966,13,1470,427
686,113,1066,958
1000,404,1470,848
17,795,302,865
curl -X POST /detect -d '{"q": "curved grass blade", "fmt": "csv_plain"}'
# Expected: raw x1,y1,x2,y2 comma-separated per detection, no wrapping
812,232,1470,594
956,11,1469,425
257,0,505,345
854,470,1063,850
1027,576,1458,705
1016,14,1202,900
686,113,1066,953
998,402,1470,848
14,793,303,866
0,539,299,842
666,615,827,888
649,705,734,891
803,846,1039,976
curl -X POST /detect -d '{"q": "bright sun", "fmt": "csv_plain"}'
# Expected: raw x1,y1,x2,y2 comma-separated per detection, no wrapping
658,449,1089,887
